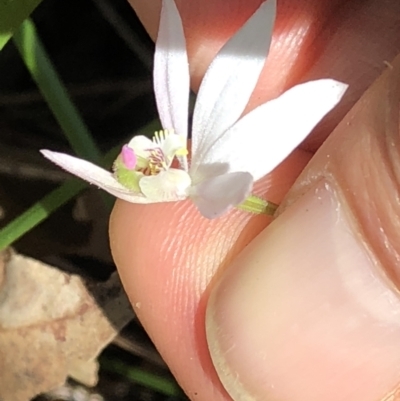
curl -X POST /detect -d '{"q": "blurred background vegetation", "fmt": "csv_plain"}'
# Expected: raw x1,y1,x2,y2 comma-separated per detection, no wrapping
0,0,188,399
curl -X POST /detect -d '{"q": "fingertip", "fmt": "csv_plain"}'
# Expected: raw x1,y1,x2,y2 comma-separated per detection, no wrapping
109,150,310,399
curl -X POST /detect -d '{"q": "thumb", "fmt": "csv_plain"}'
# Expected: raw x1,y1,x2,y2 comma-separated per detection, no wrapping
206,53,400,401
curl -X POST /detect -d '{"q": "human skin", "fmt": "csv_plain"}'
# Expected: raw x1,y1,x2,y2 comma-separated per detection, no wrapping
109,1,400,400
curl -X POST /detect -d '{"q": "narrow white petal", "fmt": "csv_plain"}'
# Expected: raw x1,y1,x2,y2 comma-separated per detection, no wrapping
154,0,190,140
139,169,191,202
40,150,151,204
191,0,276,168
191,172,253,219
192,79,348,182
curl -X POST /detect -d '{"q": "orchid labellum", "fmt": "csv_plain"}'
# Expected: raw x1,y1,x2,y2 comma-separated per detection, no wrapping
42,0,347,219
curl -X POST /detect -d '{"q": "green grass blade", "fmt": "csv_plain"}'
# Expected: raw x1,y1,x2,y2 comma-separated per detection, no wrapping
0,180,85,251
13,19,102,162
0,0,42,50
101,357,184,398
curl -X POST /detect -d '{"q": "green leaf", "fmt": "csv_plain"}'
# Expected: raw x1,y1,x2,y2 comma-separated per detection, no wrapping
0,0,42,50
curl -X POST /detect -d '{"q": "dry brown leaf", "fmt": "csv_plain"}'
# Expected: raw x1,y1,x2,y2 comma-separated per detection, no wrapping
0,249,134,401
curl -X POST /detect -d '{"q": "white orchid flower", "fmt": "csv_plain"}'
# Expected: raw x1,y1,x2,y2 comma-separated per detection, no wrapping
41,0,348,219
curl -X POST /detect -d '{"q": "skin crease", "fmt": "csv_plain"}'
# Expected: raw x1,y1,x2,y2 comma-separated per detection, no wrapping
109,1,400,400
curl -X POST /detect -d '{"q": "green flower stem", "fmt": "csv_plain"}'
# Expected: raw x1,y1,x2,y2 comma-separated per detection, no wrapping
237,194,278,215
100,357,184,398
12,18,102,163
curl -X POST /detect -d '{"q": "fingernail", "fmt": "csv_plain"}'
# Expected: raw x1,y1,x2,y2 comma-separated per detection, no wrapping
206,181,400,401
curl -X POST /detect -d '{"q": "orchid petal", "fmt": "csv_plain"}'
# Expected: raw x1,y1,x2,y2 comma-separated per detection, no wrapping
128,135,155,154
191,172,253,219
154,0,189,142
191,0,276,167
139,169,191,202
192,79,348,182
40,150,151,204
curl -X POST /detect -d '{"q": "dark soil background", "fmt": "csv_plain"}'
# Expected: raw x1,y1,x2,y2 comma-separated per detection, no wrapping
0,0,188,399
